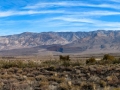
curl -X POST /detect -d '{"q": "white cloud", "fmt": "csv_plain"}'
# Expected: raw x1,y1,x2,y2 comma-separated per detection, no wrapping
0,10,65,17
1,9,119,18
63,10,120,18
23,1,120,10
0,11,14,17
79,11,120,16
52,17,99,24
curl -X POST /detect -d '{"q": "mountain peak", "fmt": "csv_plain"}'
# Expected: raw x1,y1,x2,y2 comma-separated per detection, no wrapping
21,32,33,34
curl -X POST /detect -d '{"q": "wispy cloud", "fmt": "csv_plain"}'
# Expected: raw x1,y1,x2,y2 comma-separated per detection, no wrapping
23,1,120,10
1,9,120,18
78,10,120,16
47,15,120,30
0,10,65,17
95,21,120,27
0,11,14,17
109,0,120,3
24,2,71,9
52,17,99,24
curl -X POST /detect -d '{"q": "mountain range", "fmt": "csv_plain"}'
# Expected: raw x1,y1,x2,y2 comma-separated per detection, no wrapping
0,30,120,55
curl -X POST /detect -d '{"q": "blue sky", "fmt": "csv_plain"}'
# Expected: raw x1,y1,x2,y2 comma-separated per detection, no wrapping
0,0,120,35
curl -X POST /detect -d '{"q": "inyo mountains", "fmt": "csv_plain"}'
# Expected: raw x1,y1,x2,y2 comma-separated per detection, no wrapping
0,30,120,55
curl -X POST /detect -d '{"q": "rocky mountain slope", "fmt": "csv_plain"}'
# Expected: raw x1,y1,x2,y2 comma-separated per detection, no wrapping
0,30,120,55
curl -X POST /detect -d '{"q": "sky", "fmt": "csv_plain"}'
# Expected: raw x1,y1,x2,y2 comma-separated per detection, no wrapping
0,0,120,35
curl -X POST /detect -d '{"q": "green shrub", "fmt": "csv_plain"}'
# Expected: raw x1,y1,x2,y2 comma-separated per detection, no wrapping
59,55,70,62
103,54,115,61
86,57,96,64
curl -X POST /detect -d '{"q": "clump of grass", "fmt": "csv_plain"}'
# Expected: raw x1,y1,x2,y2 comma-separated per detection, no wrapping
35,75,47,81
42,60,61,67
70,60,82,66
39,80,49,90
27,61,38,68
48,76,65,83
112,59,120,64
58,82,70,90
62,61,70,67
99,80,107,87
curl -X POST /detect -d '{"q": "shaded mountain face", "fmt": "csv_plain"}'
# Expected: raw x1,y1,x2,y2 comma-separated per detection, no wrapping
0,30,120,54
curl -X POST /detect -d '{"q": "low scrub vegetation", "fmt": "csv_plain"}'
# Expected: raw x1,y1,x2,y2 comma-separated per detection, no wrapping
0,60,39,68
0,54,119,90
86,54,120,65
86,57,96,64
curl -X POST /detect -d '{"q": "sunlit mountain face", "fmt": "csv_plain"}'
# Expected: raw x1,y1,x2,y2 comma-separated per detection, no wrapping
0,30,120,56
